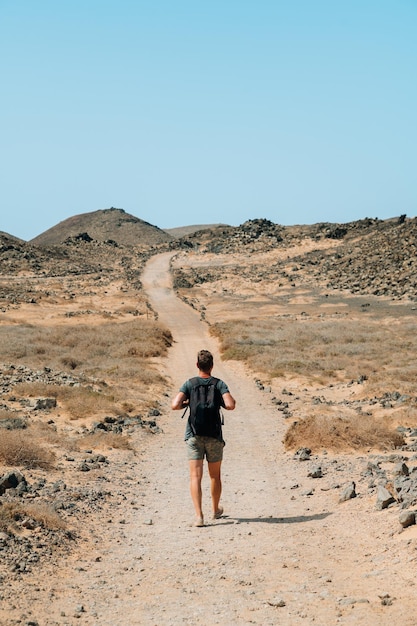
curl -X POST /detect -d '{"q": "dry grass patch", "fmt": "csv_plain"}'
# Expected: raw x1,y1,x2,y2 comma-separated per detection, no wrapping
284,411,404,453
0,319,172,416
13,381,122,420
210,317,417,389
0,408,25,423
0,430,55,468
0,501,65,534
79,431,132,450
210,313,417,452
0,319,172,378
387,404,417,430
31,420,78,450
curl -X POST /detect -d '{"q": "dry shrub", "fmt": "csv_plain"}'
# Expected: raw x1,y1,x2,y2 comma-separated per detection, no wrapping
32,421,77,450
61,388,118,420
284,412,404,453
0,409,26,430
0,430,55,468
121,401,136,413
0,501,65,534
79,431,132,450
61,356,81,370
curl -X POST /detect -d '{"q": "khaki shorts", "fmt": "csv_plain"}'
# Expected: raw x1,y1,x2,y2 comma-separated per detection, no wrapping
186,436,225,463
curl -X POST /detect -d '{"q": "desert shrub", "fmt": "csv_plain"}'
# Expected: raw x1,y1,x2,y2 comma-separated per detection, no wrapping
0,409,26,430
32,420,77,450
0,430,55,468
0,501,65,534
61,356,81,370
56,386,118,419
283,412,404,452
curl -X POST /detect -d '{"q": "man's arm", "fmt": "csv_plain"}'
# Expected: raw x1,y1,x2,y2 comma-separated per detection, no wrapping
222,391,236,410
171,391,188,411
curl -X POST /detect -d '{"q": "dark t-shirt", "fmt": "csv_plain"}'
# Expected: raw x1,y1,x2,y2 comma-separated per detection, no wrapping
180,376,229,441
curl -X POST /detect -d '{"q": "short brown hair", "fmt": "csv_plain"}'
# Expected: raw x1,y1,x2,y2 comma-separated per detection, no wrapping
197,350,213,373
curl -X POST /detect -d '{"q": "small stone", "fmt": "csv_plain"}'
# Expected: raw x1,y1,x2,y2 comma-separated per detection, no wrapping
399,511,415,528
379,593,394,606
294,448,311,461
21,518,38,530
339,482,357,503
376,485,395,510
308,466,323,478
393,462,409,477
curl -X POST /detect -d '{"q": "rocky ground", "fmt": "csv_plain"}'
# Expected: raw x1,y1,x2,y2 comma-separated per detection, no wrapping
176,215,417,301
1,214,417,624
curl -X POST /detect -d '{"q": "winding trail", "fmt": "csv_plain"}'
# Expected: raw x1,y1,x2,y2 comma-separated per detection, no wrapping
137,252,312,624
129,253,416,626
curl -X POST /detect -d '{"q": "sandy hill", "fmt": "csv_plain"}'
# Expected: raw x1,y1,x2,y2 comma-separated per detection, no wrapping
30,207,173,247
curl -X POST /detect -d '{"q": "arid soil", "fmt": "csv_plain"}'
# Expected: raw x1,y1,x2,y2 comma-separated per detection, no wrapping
2,251,417,625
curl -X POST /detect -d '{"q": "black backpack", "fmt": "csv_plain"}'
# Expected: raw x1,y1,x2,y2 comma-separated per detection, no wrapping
185,376,224,438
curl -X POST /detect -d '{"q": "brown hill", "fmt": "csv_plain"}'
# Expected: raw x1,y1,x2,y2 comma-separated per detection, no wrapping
30,207,173,247
0,231,24,244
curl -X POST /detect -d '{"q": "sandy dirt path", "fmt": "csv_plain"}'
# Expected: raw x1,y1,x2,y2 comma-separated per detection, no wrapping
11,252,417,626
130,252,417,626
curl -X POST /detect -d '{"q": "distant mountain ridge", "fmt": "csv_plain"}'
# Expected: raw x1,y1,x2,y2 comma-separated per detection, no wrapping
2,211,417,302
30,208,173,247
164,224,227,238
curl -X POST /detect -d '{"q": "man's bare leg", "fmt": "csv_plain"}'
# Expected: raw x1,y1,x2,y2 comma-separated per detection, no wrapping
208,461,222,516
189,459,204,523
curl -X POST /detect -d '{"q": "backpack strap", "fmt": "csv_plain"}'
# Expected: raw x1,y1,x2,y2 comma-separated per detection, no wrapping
180,377,199,419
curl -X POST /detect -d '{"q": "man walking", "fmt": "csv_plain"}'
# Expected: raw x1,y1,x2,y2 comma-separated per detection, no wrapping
171,349,236,527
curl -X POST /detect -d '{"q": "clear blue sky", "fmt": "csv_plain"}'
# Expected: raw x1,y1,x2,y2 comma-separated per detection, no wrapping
1,1,416,240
